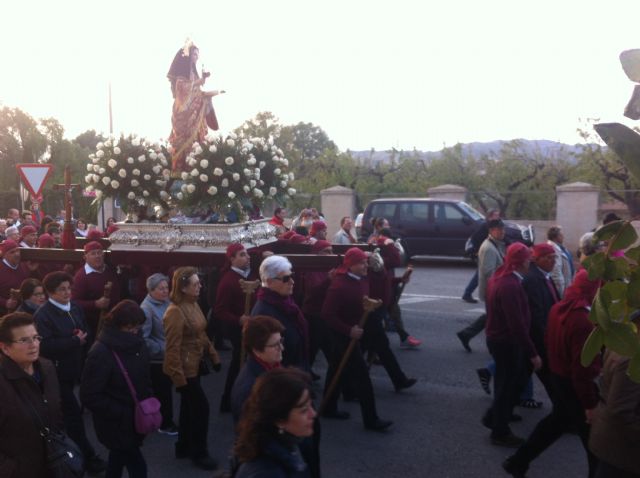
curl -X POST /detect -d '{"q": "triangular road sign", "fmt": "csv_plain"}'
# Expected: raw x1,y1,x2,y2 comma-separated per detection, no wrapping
16,164,54,198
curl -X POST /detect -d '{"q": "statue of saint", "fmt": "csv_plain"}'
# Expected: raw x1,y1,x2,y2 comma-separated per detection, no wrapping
167,40,224,172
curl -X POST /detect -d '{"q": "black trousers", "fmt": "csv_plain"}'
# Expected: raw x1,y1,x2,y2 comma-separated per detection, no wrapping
307,313,331,367
484,340,530,438
59,379,96,458
362,310,407,389
149,363,174,428
510,374,598,478
458,313,487,341
220,321,242,410
323,331,378,426
105,447,147,478
176,376,210,459
595,461,640,478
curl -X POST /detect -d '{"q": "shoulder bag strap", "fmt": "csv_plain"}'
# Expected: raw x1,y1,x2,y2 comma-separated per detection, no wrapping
4,369,50,436
111,350,140,405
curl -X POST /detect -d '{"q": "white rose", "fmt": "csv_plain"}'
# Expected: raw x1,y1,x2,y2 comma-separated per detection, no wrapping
263,146,269,152
118,169,127,178
131,179,140,187
186,184,196,194
176,192,183,200
160,158,168,166
249,180,256,188
143,190,149,197
269,187,277,196
160,191,170,200
181,172,189,180
96,150,104,158
243,168,251,176
232,173,240,181
155,180,164,186
259,161,266,168
190,168,199,177
288,188,296,195
127,157,134,164
207,186,218,196
107,159,117,169
133,169,141,176
253,189,264,198
144,174,151,180
192,141,200,149
86,185,94,192
110,180,120,189
274,168,281,175
98,167,106,174
96,190,103,199
104,140,112,147
205,132,217,142
86,164,93,172
194,146,203,155
229,132,237,140
247,157,256,166
188,158,197,167
289,173,295,181
132,137,141,146
152,165,161,174
162,169,171,178
96,142,104,149
282,159,289,166
259,180,264,186
93,165,99,172
138,155,146,162
113,147,121,155
226,139,235,147
158,153,166,160
92,157,99,164
93,174,100,182
149,152,158,160
213,168,223,176
127,192,136,200
243,185,250,193
200,160,209,169
84,174,92,183
199,174,208,182
228,191,236,199
181,184,188,193
221,178,229,187
208,145,217,153
280,181,287,188
225,156,234,166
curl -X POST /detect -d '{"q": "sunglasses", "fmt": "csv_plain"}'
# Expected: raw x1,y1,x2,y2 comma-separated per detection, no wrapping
272,274,294,283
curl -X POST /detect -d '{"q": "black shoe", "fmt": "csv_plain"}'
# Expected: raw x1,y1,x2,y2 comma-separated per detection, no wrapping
476,368,491,395
502,456,528,477
395,377,417,392
365,419,393,432
192,454,218,471
491,433,525,448
175,443,189,459
322,410,351,420
456,332,472,352
85,454,107,474
462,295,479,303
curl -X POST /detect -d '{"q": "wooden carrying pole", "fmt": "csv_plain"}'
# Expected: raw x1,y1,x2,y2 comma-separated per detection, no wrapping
238,279,261,365
319,296,382,415
96,281,113,334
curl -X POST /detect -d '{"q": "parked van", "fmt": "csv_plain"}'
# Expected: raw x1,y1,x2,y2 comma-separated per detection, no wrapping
359,198,533,259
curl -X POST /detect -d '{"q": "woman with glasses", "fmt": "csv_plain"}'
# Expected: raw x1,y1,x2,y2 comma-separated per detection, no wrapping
0,312,63,477
80,300,152,478
234,368,316,478
231,315,285,423
252,255,309,371
163,267,221,471
16,278,47,315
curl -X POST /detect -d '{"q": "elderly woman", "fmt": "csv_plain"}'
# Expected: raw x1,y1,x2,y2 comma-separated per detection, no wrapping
163,267,221,471
0,312,63,477
252,255,309,371
234,368,316,478
16,278,47,315
80,300,152,478
231,315,285,423
140,273,176,435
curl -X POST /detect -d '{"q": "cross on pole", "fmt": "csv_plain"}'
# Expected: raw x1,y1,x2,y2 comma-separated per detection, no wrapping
53,165,81,249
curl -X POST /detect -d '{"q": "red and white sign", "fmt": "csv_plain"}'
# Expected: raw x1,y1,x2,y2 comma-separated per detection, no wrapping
16,164,54,198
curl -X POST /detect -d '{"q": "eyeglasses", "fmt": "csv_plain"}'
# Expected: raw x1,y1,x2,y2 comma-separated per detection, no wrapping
12,335,43,345
265,338,285,349
272,274,294,283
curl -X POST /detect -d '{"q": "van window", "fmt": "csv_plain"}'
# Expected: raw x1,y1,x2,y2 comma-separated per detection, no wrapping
434,203,464,224
399,202,429,222
369,203,397,220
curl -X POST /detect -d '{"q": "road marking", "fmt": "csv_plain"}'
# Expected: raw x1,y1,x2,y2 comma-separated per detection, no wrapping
401,293,462,300
399,297,438,305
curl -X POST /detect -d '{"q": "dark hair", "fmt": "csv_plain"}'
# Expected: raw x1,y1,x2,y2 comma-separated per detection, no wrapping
243,316,285,354
46,222,60,234
602,212,622,225
547,226,562,241
274,207,284,215
0,312,35,344
170,266,199,304
294,226,308,236
42,271,73,294
103,300,146,329
340,216,352,226
167,46,199,98
38,216,54,235
19,278,43,303
234,368,312,462
371,217,387,230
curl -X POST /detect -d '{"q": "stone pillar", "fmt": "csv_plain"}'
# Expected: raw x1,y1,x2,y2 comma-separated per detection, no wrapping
556,182,599,253
320,186,356,239
427,184,468,202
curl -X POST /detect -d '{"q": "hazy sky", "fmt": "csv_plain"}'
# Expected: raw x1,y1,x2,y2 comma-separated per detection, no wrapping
2,0,640,152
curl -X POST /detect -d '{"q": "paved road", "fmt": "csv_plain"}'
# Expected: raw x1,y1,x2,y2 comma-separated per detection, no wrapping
86,258,589,477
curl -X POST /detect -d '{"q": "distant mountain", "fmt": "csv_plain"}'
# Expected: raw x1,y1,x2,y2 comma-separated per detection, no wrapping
348,139,587,165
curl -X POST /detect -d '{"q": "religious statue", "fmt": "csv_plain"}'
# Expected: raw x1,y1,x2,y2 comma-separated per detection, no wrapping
167,39,225,173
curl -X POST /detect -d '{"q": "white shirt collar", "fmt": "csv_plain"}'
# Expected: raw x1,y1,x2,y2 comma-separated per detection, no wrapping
231,266,250,279
84,263,104,275
2,259,18,270
347,272,362,281
535,265,551,279
19,241,32,248
48,298,71,312
512,271,524,281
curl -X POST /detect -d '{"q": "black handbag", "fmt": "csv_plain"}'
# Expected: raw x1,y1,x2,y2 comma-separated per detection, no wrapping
12,381,84,478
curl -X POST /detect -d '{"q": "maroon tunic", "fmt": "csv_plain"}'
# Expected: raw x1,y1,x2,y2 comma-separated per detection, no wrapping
214,268,259,325
321,272,369,337
0,261,33,311
71,265,121,333
301,271,331,317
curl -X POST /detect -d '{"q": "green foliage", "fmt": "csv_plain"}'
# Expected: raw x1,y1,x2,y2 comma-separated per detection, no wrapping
581,327,604,367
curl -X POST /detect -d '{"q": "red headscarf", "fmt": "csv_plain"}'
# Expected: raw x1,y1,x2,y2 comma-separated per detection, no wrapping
337,247,368,273
311,240,331,253
289,234,308,244
226,243,245,259
37,233,55,248
0,240,19,255
493,242,531,279
84,241,103,253
86,229,105,241
309,221,327,236
531,243,555,258
557,269,601,314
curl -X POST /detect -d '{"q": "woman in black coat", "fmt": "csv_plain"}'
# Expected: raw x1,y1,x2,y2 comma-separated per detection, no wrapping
235,368,316,478
80,300,152,478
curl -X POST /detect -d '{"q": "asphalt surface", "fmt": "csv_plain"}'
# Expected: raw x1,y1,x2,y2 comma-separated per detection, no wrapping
84,258,589,477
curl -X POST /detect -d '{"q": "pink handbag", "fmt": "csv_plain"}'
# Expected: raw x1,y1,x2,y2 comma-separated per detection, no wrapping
112,351,162,435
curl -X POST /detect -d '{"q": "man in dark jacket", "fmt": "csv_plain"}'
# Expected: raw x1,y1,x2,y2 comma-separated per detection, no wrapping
35,271,107,474
461,209,500,303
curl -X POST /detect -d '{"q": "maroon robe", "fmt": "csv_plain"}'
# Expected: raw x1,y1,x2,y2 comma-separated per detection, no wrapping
71,265,121,335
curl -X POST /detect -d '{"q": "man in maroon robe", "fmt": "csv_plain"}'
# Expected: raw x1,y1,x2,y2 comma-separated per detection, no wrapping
71,241,121,341
0,240,38,313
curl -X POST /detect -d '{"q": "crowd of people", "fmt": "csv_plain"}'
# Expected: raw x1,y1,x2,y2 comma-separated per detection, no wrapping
0,205,638,478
